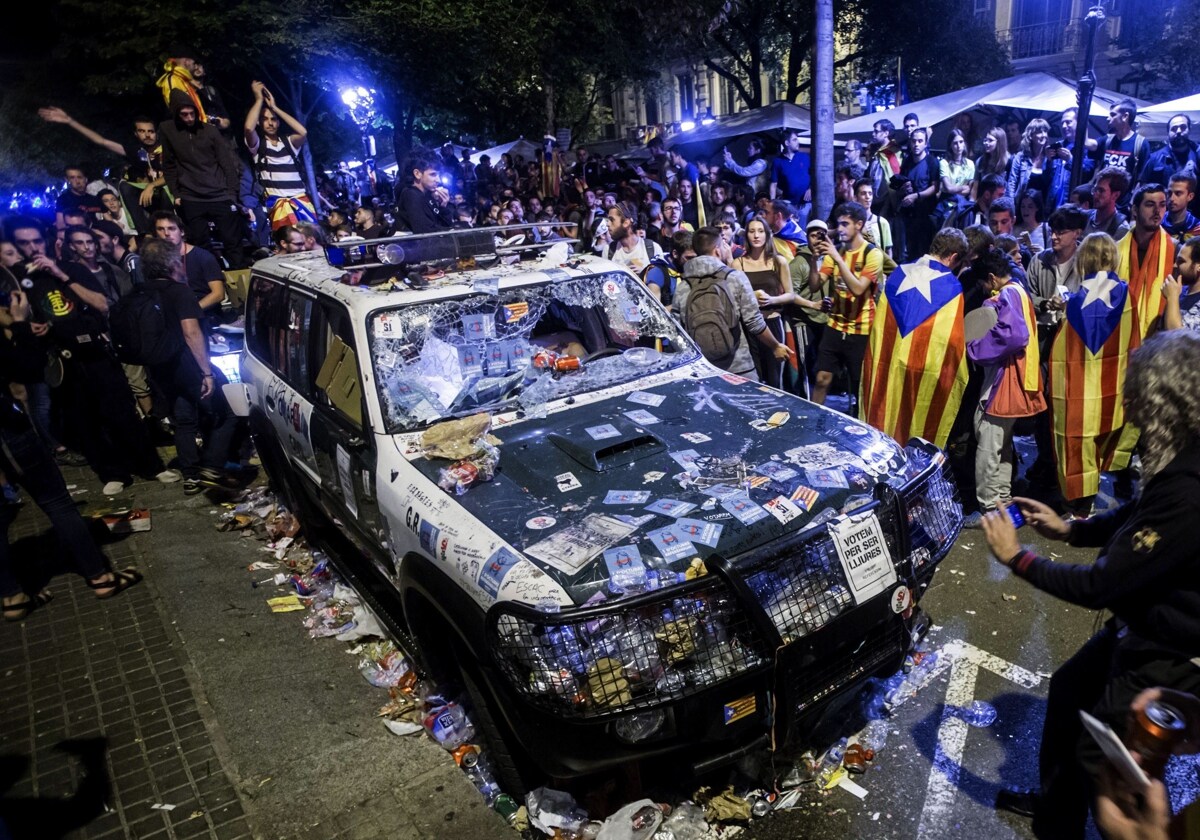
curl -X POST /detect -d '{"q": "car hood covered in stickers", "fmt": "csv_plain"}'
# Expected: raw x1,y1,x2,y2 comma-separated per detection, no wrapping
406,372,907,607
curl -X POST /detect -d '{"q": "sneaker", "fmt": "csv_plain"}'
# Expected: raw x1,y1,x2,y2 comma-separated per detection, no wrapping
155,469,183,484
195,467,242,490
102,481,126,496
961,511,984,529
994,787,1038,818
182,478,204,496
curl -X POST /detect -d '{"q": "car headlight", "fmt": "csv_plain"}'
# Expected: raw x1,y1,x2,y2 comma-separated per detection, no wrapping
488,579,768,718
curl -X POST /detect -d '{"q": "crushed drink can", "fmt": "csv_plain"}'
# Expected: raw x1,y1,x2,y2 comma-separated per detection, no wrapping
1128,700,1188,779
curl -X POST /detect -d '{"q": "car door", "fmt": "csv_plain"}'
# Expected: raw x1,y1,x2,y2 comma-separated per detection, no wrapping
306,296,386,573
244,276,321,485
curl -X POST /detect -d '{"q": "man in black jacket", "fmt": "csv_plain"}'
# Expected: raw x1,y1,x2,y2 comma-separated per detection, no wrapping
396,154,452,234
159,89,246,267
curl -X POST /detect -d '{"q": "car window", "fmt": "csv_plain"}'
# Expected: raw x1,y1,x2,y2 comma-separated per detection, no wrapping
245,275,313,392
368,271,699,433
311,299,364,428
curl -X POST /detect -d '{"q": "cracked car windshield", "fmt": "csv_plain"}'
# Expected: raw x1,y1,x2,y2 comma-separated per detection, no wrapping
370,272,699,433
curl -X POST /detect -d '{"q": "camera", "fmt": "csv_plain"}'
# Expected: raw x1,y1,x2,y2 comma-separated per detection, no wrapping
888,174,913,193
1050,141,1063,151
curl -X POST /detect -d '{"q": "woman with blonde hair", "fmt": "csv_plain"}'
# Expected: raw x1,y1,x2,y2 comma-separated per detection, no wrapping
1047,232,1140,516
1008,118,1069,214
733,216,798,390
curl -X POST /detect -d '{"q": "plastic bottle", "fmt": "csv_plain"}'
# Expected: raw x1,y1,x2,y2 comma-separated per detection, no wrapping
656,802,707,840
814,738,847,788
461,751,502,806
422,702,476,750
857,719,890,755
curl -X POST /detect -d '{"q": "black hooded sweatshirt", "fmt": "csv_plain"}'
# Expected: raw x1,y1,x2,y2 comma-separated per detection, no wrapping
159,89,240,202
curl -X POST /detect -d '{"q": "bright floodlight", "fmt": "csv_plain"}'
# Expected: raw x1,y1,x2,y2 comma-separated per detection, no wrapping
341,88,359,106
680,119,696,132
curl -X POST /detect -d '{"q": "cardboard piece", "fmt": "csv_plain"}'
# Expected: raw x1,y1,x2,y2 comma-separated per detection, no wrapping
314,336,363,425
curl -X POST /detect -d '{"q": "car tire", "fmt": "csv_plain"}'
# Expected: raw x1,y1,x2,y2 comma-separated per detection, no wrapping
457,656,538,800
249,413,325,535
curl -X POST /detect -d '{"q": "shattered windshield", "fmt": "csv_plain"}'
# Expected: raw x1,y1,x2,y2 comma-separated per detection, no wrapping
370,272,700,433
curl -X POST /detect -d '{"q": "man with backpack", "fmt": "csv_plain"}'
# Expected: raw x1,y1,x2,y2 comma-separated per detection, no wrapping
127,240,240,496
1093,99,1149,216
811,201,885,407
674,227,792,381
244,80,314,232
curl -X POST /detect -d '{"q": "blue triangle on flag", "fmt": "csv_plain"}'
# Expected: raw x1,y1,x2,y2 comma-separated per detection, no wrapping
885,259,961,338
1066,280,1128,355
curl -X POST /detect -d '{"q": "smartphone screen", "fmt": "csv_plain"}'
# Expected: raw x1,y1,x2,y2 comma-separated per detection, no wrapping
1005,501,1025,528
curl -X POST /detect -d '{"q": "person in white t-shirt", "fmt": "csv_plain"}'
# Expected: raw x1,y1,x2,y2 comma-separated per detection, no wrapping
603,204,662,273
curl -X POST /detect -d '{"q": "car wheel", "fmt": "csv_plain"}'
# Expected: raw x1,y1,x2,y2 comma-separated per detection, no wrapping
249,413,325,534
457,654,539,800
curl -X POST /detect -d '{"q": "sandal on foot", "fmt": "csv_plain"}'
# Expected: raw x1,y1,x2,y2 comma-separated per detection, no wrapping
3,589,53,622
87,568,143,599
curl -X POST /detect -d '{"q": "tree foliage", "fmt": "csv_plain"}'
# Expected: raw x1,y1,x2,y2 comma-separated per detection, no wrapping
1119,0,1200,102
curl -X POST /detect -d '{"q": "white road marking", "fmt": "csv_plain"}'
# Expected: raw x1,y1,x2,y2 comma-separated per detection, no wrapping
915,640,1043,839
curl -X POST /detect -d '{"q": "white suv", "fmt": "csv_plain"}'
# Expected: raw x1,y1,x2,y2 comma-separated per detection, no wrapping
237,230,962,791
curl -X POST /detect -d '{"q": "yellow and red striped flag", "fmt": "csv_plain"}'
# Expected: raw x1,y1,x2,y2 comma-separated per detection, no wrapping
1117,228,1174,339
860,256,967,449
1049,271,1141,501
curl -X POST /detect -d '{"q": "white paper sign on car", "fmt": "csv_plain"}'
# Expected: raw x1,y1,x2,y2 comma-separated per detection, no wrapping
829,512,895,604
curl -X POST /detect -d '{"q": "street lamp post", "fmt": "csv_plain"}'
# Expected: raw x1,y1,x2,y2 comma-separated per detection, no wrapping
341,86,378,189
1071,5,1106,189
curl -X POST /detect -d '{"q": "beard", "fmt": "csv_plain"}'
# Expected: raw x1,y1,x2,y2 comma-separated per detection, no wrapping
1171,135,1191,153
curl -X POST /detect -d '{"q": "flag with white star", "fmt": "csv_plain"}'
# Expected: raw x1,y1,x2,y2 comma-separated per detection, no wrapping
861,256,967,449
1049,271,1141,501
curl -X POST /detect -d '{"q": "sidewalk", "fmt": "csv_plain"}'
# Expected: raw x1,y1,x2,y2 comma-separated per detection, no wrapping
0,466,510,840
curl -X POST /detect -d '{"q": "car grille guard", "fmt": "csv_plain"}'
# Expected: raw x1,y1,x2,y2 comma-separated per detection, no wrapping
486,442,962,722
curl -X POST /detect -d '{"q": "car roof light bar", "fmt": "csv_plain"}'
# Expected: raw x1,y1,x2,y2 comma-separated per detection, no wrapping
322,224,577,271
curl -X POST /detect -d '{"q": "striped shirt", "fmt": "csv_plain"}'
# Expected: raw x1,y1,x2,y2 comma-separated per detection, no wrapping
820,242,884,335
256,137,306,198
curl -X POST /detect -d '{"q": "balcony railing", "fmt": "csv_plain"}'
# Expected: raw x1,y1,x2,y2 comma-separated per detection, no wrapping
998,21,1080,60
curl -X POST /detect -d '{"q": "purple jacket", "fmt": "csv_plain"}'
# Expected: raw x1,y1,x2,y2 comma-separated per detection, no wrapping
967,283,1032,412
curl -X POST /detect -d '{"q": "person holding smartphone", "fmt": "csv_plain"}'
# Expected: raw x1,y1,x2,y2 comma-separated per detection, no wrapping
981,329,1200,839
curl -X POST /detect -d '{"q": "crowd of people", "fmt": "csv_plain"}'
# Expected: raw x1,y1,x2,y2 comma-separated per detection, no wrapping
4,52,1200,837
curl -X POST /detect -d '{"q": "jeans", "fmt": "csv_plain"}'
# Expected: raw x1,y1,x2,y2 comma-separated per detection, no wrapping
151,359,238,478
24,381,57,450
0,423,109,597
178,198,247,269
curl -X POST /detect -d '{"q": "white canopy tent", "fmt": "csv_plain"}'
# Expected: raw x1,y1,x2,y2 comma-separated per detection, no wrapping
469,138,542,166
666,102,813,148
830,72,1162,146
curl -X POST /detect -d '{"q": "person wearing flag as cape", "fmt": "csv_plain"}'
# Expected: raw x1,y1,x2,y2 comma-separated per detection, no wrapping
964,249,1046,528
861,228,970,449
1117,184,1174,339
1049,233,1141,516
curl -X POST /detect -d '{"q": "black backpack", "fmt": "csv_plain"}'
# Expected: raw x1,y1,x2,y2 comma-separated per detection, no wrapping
108,286,181,366
685,267,741,369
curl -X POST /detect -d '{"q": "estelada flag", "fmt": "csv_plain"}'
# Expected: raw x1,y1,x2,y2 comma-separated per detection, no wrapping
1048,271,1140,501
861,256,966,449
1117,228,1175,339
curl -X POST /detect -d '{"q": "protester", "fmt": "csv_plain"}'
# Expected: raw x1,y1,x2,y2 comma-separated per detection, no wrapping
811,201,883,406
152,212,226,329
641,230,693,306
950,173,1007,230
723,139,770,197
159,90,245,268
1059,106,1095,184
732,217,798,390
786,220,830,396
1162,173,1200,245
937,129,974,228
244,81,314,231
1117,184,1174,340
53,166,103,230
1084,167,1131,240
1095,99,1150,214
139,240,240,495
854,179,892,257
894,127,939,261
770,130,812,226
602,204,661,274
861,228,970,449
963,249,1044,528
973,128,1012,199
984,328,1200,839
1014,189,1049,252
0,288,142,621
674,227,792,380
1047,233,1140,515
396,154,453,234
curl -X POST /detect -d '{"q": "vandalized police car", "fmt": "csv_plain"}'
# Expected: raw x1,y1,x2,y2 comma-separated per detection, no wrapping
239,228,962,788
